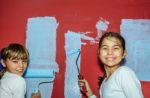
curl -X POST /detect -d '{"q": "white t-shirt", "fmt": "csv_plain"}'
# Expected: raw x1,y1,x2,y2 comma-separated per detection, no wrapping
90,66,144,98
0,71,26,98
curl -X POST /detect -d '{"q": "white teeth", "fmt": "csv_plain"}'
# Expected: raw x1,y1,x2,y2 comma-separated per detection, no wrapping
16,69,23,72
106,57,115,61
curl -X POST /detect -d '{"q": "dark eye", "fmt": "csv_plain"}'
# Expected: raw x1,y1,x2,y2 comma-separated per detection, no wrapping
23,60,28,63
12,60,18,63
101,47,108,50
114,47,120,50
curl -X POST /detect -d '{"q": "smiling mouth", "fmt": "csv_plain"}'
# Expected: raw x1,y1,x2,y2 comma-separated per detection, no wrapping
16,69,24,73
106,57,116,61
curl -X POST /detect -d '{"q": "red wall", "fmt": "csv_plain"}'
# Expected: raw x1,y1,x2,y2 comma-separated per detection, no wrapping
0,0,150,98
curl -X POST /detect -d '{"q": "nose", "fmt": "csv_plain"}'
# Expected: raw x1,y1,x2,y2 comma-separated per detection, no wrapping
108,48,113,55
18,60,24,67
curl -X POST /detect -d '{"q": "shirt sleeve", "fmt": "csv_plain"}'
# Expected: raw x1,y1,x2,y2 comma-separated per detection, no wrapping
9,76,26,98
117,67,144,98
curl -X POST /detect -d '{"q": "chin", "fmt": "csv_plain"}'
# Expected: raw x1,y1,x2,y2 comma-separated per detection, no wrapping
17,73,23,76
105,63,118,67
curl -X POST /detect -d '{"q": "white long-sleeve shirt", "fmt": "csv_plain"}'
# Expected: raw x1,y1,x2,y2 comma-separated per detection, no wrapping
90,66,143,98
0,71,26,98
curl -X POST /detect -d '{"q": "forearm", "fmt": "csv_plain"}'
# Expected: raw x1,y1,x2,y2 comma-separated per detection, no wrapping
86,87,97,98
78,79,97,98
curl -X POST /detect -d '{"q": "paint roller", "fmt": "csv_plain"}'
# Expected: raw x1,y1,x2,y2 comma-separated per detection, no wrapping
24,68,55,98
67,49,83,78
68,49,87,93
75,49,87,93
31,79,54,98
24,68,54,78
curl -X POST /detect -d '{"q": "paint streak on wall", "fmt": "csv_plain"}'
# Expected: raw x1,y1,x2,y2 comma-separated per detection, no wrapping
25,17,59,98
121,19,150,81
64,31,82,98
95,18,109,40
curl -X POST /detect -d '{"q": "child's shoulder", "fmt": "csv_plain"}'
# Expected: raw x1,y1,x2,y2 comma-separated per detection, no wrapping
118,66,133,72
2,72,25,83
1,72,26,88
116,66,135,76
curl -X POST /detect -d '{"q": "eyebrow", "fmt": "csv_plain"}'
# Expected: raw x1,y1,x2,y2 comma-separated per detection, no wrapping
113,45,121,47
101,44,121,47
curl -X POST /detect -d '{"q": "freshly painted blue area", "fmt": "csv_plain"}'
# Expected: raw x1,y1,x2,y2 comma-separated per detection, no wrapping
26,16,59,71
64,31,82,98
121,19,150,81
96,19,109,31
25,16,58,98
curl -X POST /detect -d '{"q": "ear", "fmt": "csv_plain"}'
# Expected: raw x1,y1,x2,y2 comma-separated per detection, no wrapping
0,59,6,67
123,50,127,58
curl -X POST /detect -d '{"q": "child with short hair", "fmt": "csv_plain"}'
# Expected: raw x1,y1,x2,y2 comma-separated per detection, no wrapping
0,43,29,98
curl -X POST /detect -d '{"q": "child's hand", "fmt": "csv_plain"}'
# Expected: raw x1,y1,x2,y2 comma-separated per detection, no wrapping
78,79,93,97
31,91,41,98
